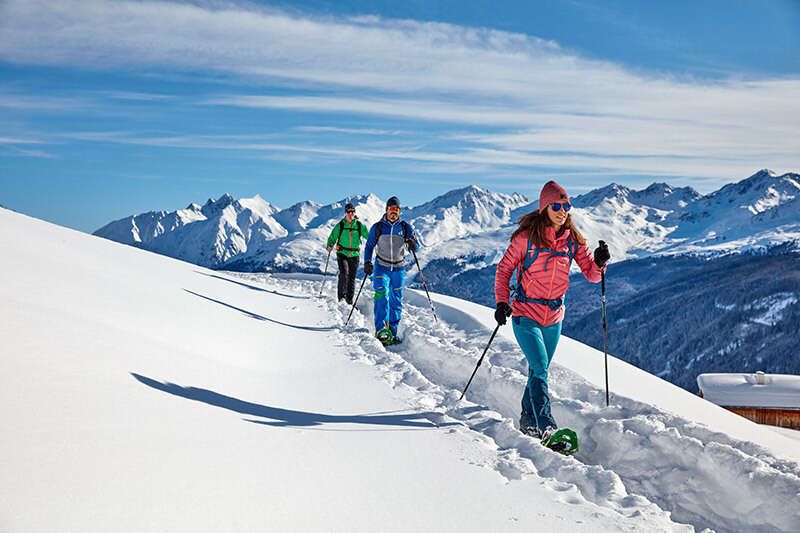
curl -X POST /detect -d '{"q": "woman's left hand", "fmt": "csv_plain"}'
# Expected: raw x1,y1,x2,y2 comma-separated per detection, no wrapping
594,240,610,268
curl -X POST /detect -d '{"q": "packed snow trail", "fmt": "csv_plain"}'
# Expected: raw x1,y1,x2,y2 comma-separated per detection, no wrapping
235,272,800,533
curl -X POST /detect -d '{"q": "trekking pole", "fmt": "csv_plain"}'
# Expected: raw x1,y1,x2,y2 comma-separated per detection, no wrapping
318,250,332,298
602,270,609,407
345,275,369,327
410,248,437,322
459,324,501,400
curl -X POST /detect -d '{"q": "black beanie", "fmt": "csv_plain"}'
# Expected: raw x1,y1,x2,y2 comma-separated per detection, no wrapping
344,203,355,211
386,196,400,209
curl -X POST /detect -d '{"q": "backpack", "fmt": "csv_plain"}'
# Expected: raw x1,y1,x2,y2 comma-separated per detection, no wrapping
373,219,414,266
335,219,364,252
515,233,579,308
374,219,411,240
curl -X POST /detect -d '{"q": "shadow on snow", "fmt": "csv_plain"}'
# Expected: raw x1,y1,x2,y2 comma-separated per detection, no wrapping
183,289,335,331
132,373,456,430
194,271,311,300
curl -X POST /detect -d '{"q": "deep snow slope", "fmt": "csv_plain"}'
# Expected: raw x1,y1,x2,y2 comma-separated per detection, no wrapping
0,207,683,533
3,207,800,532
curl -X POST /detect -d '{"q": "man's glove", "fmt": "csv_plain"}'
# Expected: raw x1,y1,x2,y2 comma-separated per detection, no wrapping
594,240,610,268
495,302,512,326
405,239,417,253
364,262,373,275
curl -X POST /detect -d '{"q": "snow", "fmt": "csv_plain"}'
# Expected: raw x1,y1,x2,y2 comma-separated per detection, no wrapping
771,426,800,443
237,193,280,218
404,185,529,247
3,206,800,532
93,170,800,275
94,194,289,268
748,292,798,326
697,373,800,409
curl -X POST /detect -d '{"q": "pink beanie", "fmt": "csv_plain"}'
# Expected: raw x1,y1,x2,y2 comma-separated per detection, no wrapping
539,180,569,211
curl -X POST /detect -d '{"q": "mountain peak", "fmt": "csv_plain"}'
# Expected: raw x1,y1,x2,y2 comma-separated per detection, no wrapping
206,193,234,204
642,182,674,195
435,185,488,201
592,182,630,197
238,194,280,218
201,193,236,217
750,169,777,179
711,168,791,200
462,184,486,194
572,182,631,208
628,182,701,211
408,185,529,217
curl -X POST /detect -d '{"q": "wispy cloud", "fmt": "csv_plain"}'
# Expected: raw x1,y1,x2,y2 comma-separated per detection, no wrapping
52,130,777,180
1,0,797,184
0,91,88,111
91,90,175,102
0,135,53,158
294,126,410,136
0,136,44,144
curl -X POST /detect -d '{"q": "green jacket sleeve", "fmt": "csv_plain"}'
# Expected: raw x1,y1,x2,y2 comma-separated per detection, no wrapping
326,224,340,248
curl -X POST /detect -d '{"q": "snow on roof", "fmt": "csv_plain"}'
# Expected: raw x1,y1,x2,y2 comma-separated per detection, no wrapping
697,373,800,409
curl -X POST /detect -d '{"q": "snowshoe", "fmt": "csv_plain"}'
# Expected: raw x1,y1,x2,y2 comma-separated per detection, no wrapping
540,427,579,456
376,324,395,346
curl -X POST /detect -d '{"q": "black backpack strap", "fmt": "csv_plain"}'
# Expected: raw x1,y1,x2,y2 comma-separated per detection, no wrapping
336,220,346,242
374,220,411,240
401,221,411,240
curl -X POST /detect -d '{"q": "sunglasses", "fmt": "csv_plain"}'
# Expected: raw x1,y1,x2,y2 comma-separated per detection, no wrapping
550,202,571,212
345,210,355,214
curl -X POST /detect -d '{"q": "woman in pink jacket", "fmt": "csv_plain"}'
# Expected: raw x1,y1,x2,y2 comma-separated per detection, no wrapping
494,180,610,442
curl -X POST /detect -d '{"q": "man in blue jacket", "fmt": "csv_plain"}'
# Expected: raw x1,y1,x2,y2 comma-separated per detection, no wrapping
363,196,418,345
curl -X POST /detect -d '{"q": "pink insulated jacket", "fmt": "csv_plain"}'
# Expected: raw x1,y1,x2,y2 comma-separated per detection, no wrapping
495,226,603,327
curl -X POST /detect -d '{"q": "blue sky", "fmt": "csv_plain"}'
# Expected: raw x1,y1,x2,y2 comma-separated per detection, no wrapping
1,0,798,232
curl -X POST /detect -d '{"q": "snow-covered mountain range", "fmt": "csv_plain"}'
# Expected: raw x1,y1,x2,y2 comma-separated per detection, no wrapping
94,193,287,267
94,169,800,273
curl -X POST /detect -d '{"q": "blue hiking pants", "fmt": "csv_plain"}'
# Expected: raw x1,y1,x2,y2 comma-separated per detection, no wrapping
512,316,562,431
373,263,405,335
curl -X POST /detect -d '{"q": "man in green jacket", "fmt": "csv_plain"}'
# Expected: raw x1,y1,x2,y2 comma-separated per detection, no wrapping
326,202,370,304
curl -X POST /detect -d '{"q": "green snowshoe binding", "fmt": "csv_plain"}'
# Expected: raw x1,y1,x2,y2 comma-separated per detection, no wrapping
540,427,579,456
376,324,396,346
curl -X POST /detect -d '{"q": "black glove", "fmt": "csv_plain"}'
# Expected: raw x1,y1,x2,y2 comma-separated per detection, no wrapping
494,302,512,326
594,240,610,268
405,238,417,253
363,261,373,275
